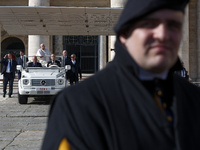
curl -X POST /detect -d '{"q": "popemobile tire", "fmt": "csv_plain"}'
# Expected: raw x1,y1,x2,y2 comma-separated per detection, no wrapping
18,92,28,104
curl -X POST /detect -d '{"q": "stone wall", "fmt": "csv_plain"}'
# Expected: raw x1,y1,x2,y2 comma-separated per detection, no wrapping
50,0,109,7
188,0,198,81
0,0,28,6
179,6,189,76
0,0,109,7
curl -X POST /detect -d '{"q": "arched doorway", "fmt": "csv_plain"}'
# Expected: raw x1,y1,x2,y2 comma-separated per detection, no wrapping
1,37,25,58
1,37,25,71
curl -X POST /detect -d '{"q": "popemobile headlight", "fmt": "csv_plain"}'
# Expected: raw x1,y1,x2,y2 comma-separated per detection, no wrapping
23,79,29,85
57,79,64,85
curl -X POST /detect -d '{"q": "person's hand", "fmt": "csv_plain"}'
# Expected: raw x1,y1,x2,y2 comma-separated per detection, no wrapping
4,54,8,58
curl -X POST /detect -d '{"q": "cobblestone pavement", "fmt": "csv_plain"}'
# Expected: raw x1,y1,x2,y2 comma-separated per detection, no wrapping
0,89,51,150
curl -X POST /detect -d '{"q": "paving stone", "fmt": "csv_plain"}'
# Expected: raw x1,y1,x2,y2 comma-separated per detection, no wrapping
6,140,42,150
23,123,47,131
0,131,20,141
14,131,45,141
0,92,50,150
0,140,12,149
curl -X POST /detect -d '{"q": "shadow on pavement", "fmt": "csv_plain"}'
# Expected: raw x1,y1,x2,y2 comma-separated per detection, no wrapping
28,97,52,105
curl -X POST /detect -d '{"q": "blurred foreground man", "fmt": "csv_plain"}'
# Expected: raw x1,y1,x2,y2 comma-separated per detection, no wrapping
42,0,200,150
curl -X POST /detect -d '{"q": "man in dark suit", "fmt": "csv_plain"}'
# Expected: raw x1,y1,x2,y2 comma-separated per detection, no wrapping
28,56,42,67
47,54,61,67
62,50,71,65
69,54,82,85
59,50,71,80
0,53,17,98
58,50,71,65
16,50,28,80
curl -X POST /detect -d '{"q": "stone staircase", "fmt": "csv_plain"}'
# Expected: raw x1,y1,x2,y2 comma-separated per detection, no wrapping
0,73,19,90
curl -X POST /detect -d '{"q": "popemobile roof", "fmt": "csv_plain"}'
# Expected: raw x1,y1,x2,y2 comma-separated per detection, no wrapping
0,6,122,36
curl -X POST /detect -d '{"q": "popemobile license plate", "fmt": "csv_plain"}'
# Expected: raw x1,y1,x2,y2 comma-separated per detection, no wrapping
36,87,51,91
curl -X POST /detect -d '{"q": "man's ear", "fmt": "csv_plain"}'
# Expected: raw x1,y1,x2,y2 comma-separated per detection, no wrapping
119,35,127,45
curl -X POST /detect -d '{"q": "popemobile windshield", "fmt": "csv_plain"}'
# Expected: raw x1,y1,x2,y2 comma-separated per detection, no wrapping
16,55,71,104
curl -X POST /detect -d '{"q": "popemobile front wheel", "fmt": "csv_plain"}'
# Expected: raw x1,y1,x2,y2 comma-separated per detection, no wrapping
18,92,28,104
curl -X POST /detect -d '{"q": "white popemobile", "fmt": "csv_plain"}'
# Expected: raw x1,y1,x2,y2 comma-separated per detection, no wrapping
16,55,70,104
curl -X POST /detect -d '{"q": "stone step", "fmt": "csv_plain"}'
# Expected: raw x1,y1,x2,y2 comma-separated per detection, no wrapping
1,83,20,90
0,75,18,89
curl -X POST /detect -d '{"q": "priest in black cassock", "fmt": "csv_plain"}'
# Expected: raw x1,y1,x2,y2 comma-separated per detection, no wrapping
42,0,200,150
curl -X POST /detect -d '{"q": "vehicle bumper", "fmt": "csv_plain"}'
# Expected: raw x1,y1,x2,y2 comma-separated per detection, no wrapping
19,88,63,95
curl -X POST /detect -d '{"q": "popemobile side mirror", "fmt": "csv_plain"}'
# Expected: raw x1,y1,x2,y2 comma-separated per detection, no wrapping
16,65,22,72
65,65,71,71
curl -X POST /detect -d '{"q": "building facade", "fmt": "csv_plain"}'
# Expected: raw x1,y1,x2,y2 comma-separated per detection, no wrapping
0,0,122,73
1,0,200,82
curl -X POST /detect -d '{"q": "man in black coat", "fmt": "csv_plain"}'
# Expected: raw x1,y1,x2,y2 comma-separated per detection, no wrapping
58,50,71,80
28,56,42,67
47,54,61,67
16,50,28,80
68,54,82,85
43,0,200,150
62,50,71,80
62,50,71,65
0,53,17,98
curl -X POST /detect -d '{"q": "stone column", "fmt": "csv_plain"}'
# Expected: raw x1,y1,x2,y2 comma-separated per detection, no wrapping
187,1,198,81
109,0,124,61
0,26,1,60
111,0,124,7
178,5,189,75
29,0,50,6
109,36,116,61
28,0,50,56
98,36,107,70
54,35,63,55
0,27,1,73
196,0,200,82
28,35,50,56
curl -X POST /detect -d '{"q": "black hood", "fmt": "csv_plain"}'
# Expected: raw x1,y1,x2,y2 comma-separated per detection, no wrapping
114,0,189,36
